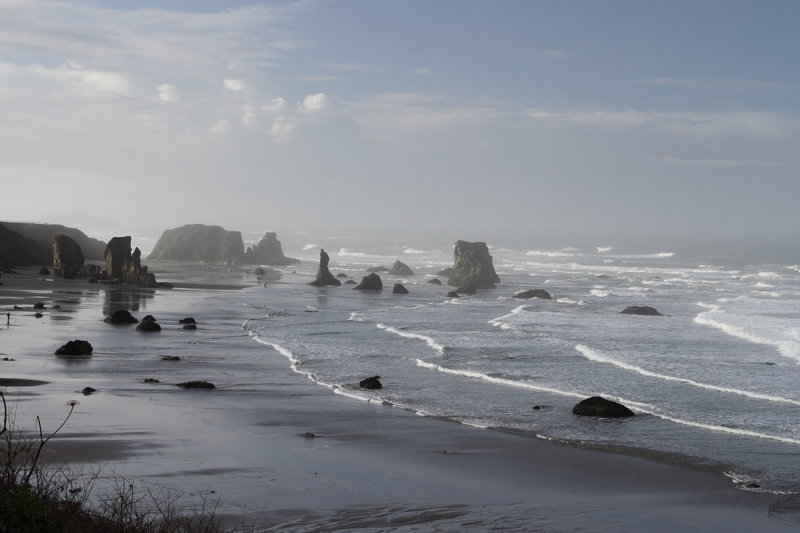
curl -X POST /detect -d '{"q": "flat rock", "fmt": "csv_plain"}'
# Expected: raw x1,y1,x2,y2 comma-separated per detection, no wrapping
177,381,216,390
55,340,93,356
105,309,138,324
514,289,552,299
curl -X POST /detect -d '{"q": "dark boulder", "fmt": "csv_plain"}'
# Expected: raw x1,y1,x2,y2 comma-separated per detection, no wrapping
308,249,341,287
621,306,662,316
161,355,181,361
33,302,46,310
55,340,93,356
81,387,97,395
143,378,160,383
183,324,197,330
427,278,442,285
572,396,634,418
392,283,409,294
388,260,414,276
52,234,84,278
354,273,383,291
344,280,357,285
514,289,552,300
446,291,459,298
136,320,161,332
359,376,382,389
38,265,50,275
179,317,196,324
336,273,348,278
105,309,138,324
34,313,43,318
448,241,500,289
177,381,215,389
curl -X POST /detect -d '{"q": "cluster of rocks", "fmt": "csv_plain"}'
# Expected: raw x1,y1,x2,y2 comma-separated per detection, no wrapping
244,232,300,266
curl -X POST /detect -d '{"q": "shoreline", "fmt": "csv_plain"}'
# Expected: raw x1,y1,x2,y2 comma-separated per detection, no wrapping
2,268,799,531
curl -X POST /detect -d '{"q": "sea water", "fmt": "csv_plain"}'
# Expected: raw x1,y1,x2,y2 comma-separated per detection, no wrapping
241,243,800,494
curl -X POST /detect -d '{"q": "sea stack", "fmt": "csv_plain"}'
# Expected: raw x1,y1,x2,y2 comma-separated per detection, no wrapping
388,260,414,276
244,232,300,266
447,240,500,289
105,236,158,287
309,249,341,287
51,234,84,278
148,224,244,265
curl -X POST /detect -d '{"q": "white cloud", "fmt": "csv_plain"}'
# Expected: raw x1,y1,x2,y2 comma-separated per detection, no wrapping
224,78,245,91
208,119,229,133
263,97,288,113
156,83,181,102
242,105,257,127
270,117,296,143
414,67,434,76
299,92,328,112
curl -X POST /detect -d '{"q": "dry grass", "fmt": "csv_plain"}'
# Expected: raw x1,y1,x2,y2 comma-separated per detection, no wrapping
0,390,253,533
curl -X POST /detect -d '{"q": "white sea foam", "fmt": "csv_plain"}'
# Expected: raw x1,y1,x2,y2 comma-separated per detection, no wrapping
376,323,446,355
590,289,609,297
608,252,675,259
556,297,584,305
787,265,800,274
403,248,434,254
525,250,581,258
302,243,318,251
694,303,800,363
348,312,364,322
488,305,530,329
597,246,612,253
575,345,800,407
338,248,371,257
414,359,585,399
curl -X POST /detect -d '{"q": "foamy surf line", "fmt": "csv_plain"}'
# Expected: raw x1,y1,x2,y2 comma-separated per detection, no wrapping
376,323,446,355
575,344,800,407
488,305,530,329
694,303,800,363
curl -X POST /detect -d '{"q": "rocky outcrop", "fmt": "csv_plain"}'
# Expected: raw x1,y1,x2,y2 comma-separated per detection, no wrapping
621,306,662,316
392,283,408,294
2,222,106,261
105,237,158,287
354,273,383,291
514,289,552,300
437,267,455,277
0,223,47,267
572,396,634,418
52,234,84,278
244,232,299,266
309,249,341,287
104,309,138,324
359,376,382,389
427,278,442,285
148,224,244,265
447,241,500,289
55,340,93,356
389,260,414,276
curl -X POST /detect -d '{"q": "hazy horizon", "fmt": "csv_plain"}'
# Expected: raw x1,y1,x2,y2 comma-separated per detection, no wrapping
2,1,798,260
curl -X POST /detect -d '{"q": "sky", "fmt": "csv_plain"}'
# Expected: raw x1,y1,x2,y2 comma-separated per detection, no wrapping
0,0,798,255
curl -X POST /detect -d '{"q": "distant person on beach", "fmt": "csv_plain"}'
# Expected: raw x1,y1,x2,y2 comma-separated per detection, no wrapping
6,312,9,326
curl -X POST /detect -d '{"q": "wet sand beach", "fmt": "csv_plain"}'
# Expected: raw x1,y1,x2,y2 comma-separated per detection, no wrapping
1,266,799,532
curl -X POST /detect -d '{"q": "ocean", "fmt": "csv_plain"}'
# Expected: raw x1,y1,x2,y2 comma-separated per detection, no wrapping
242,243,800,494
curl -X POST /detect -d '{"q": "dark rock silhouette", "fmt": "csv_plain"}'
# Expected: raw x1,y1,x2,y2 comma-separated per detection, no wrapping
55,340,93,356
446,291,459,298
437,267,455,277
427,278,442,285
389,260,414,276
82,387,97,395
309,249,341,287
573,396,634,417
354,273,383,291
179,317,196,324
337,273,348,278
183,324,197,330
2,222,105,262
0,223,47,266
344,280,357,285
359,376,382,389
177,381,215,389
621,305,662,316
52,234,84,278
244,232,300,266
514,289,552,300
148,224,244,265
161,355,181,361
38,265,50,275
105,309,138,324
33,302,46,310
392,283,409,294
105,237,158,287
137,321,161,332
448,241,500,289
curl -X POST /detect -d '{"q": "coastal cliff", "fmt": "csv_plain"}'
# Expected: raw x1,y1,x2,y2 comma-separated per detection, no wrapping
2,221,106,261
0,223,46,266
148,224,244,265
